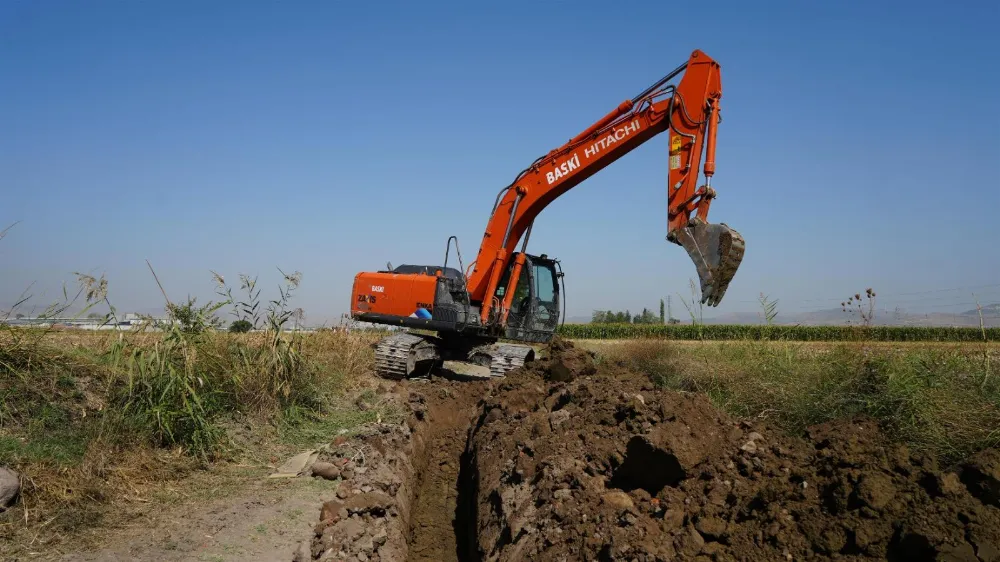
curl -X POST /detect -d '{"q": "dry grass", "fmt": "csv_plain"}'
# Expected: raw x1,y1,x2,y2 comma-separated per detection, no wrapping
592,339,1000,466
0,327,394,557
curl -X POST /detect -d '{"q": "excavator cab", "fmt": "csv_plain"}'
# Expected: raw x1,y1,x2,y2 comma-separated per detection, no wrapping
494,253,561,343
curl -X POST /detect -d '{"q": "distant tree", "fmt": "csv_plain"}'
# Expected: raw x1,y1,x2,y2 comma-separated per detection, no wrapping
659,299,665,324
14,313,24,319
633,308,659,324
87,312,103,319
592,307,662,324
635,308,647,324
228,319,253,333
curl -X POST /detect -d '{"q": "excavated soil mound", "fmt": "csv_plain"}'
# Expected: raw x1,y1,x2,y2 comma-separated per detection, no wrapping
465,354,1000,561
295,339,1000,562
524,336,599,383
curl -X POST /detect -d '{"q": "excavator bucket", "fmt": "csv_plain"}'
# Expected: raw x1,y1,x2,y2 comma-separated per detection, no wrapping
673,222,745,307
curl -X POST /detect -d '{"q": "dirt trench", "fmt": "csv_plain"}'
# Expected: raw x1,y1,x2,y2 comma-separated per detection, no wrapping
293,376,488,562
404,382,482,562
296,339,1000,562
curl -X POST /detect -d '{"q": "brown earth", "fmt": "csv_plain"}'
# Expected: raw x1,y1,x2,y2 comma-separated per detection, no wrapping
463,340,1000,562
294,337,1000,562
29,338,997,561
295,378,488,562
42,468,342,562
403,382,485,562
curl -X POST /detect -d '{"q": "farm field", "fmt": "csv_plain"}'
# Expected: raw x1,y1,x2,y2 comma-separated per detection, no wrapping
1,328,999,561
556,322,1000,342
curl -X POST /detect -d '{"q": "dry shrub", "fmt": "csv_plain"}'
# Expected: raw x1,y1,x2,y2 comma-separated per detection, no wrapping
0,229,391,552
4,445,197,545
0,335,198,554
302,330,382,392
600,340,699,390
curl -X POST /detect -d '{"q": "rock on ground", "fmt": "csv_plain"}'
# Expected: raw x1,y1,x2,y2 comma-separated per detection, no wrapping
0,467,19,510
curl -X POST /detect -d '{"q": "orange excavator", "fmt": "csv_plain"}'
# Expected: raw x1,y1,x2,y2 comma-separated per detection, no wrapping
350,49,744,379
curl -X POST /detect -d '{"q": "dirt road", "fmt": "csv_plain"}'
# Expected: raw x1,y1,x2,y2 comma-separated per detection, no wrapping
44,469,339,562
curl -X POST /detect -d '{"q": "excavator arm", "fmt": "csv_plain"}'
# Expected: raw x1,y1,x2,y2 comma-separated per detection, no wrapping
466,49,744,325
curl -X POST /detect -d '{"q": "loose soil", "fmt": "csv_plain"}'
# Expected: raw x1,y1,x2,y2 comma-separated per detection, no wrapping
404,382,486,562
466,358,1000,561
295,337,1000,562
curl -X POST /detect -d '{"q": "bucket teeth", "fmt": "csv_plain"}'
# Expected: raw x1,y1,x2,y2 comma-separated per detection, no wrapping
674,222,745,307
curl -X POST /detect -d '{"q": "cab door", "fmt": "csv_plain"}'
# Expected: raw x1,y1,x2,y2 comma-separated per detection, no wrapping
503,254,560,343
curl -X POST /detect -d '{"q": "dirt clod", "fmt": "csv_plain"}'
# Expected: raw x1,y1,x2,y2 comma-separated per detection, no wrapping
311,461,341,480
960,449,1000,508
975,538,1000,562
522,337,597,382
293,539,312,562
0,466,20,510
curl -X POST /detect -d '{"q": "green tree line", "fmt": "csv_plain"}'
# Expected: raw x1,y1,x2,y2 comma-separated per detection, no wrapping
591,298,680,325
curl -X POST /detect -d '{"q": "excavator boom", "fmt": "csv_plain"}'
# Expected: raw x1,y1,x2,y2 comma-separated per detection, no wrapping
465,49,743,321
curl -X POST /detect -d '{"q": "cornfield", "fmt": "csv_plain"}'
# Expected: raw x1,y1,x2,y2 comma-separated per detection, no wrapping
555,323,1000,341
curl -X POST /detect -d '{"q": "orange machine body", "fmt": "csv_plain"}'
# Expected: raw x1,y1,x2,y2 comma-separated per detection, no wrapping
351,271,438,321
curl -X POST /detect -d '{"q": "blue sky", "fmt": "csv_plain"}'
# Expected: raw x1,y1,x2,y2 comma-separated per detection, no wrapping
2,0,998,324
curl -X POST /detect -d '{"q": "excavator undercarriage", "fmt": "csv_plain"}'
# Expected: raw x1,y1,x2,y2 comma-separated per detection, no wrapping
373,332,534,380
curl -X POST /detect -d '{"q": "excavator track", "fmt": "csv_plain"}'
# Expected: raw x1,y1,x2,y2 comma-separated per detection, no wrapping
373,331,535,380
373,332,432,380
472,343,536,378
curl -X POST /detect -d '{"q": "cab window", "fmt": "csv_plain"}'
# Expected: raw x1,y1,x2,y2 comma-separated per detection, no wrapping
533,262,556,303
